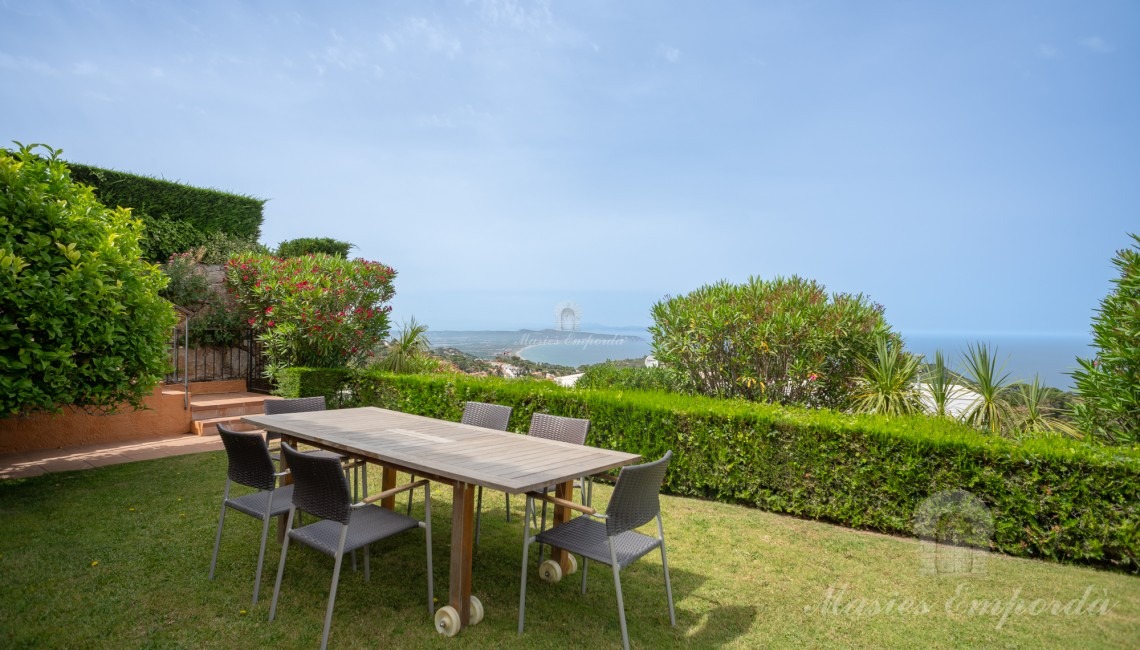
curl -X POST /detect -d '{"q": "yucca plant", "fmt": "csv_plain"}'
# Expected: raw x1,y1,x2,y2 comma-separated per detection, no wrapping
959,342,1014,435
922,349,961,418
852,335,923,416
1013,375,1082,439
377,317,433,374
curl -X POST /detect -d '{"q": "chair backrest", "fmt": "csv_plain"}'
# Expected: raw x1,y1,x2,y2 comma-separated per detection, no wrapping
264,396,327,415
461,401,512,431
281,443,352,525
218,424,277,491
528,413,589,446
605,451,673,536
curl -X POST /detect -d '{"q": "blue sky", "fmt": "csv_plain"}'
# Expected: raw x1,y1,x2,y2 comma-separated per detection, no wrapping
2,1,1137,335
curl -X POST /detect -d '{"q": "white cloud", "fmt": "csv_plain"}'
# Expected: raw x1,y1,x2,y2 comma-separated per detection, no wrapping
378,17,462,59
658,44,681,64
0,52,58,75
477,0,554,32
1080,36,1114,54
73,61,97,75
1035,44,1060,59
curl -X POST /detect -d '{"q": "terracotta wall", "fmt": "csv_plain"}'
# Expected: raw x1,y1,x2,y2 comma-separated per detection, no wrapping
0,386,191,455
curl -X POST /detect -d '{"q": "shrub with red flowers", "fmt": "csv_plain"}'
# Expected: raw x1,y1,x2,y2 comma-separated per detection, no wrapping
225,252,396,379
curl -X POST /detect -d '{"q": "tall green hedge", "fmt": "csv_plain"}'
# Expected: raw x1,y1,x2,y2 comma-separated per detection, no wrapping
280,368,1140,571
68,163,264,261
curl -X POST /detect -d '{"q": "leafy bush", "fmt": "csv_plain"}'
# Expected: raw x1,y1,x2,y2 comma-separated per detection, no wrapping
68,163,264,242
197,231,271,265
277,237,353,258
280,368,1140,571
138,214,206,263
160,252,210,307
0,143,177,416
576,362,689,393
1072,234,1140,445
650,275,894,408
225,252,396,378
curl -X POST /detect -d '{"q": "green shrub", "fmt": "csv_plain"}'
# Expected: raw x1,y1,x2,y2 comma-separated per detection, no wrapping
226,253,396,378
650,275,894,408
197,231,271,265
1072,234,1140,445
0,143,178,415
138,214,206,263
284,368,1140,571
576,362,689,393
277,237,353,258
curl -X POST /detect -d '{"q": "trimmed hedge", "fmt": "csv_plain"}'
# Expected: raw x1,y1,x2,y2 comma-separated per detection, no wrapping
68,163,264,245
279,369,1140,572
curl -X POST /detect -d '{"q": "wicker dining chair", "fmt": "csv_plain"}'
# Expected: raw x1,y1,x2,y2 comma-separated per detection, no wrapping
208,424,294,607
518,451,675,650
269,443,434,650
264,396,367,499
526,413,590,564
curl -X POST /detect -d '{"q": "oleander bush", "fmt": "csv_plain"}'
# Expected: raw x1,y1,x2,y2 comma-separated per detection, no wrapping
280,368,1140,571
0,143,177,416
226,252,396,379
650,275,895,409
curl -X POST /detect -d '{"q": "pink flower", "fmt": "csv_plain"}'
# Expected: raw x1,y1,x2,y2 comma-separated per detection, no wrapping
808,373,818,382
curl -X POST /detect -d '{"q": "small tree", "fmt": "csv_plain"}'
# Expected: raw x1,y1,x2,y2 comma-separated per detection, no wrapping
1071,233,1140,445
0,143,177,416
225,252,395,378
852,334,923,416
277,237,353,259
959,342,1014,436
650,275,893,407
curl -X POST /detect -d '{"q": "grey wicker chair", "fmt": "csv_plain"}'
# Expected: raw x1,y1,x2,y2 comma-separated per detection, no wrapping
269,443,433,650
209,424,294,607
405,401,512,545
265,396,367,499
518,451,675,650
527,413,590,564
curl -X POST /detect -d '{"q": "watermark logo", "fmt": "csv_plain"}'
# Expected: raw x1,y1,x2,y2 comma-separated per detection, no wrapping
554,301,580,332
913,489,993,577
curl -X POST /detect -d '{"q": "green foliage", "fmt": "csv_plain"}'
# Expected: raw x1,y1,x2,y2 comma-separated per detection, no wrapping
377,317,432,373
851,334,923,416
276,237,353,258
159,252,210,307
650,275,893,408
576,362,690,393
282,369,1140,571
921,350,961,419
1013,375,1081,439
1072,233,1140,445
960,342,1015,435
0,143,178,416
225,252,396,378
68,162,264,245
138,213,206,263
197,231,271,265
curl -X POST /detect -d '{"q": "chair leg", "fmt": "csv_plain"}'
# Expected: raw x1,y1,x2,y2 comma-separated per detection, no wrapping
536,499,548,567
208,482,231,580
268,508,297,622
581,557,589,594
320,526,351,650
517,497,534,635
609,539,630,650
252,492,276,606
406,473,416,516
505,493,511,523
364,543,371,582
423,483,434,616
659,515,676,626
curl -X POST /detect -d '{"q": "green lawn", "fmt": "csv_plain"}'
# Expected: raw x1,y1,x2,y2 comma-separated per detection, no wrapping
0,451,1136,649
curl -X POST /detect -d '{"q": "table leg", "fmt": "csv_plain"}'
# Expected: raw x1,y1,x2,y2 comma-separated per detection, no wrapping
379,465,398,510
552,480,575,574
276,435,296,544
449,481,475,628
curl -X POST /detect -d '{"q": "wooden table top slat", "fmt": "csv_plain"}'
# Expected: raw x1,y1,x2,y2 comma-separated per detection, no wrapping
242,407,640,493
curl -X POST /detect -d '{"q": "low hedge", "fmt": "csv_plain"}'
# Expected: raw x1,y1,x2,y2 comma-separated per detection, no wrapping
279,368,1140,571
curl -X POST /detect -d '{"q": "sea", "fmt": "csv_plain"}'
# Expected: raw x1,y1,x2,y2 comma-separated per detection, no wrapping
516,329,1094,390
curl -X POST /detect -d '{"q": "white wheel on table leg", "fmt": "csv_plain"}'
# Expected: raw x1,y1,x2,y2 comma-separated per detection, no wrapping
566,554,578,575
538,559,563,583
434,606,461,637
469,595,484,625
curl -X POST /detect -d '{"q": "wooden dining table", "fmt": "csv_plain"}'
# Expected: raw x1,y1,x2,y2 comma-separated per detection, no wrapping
242,406,640,636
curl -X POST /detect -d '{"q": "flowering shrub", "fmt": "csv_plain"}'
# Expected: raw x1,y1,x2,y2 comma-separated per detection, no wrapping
225,252,396,378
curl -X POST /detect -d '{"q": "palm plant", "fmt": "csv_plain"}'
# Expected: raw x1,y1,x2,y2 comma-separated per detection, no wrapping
1013,375,1082,439
922,349,960,418
959,342,1014,435
851,334,923,416
378,317,433,373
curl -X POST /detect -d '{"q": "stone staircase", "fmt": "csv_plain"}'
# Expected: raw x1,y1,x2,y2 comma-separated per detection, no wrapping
190,386,279,436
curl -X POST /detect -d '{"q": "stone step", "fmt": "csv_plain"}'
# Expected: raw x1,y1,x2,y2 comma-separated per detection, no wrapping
192,416,264,437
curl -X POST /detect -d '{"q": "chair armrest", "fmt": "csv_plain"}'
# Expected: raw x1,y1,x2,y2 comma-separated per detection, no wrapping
357,479,431,506
527,491,599,516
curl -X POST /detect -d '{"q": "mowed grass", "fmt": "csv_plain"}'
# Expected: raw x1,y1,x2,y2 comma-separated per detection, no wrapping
0,451,1137,649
